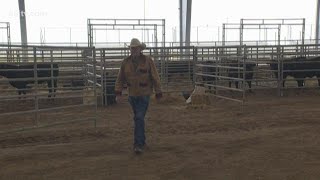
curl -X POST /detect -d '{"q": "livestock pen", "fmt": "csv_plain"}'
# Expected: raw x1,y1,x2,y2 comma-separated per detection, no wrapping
195,44,320,102
1,43,320,180
93,43,320,105
0,45,98,134
1,43,320,134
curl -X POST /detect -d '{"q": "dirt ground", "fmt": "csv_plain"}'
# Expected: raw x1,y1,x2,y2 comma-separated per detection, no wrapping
1,89,320,180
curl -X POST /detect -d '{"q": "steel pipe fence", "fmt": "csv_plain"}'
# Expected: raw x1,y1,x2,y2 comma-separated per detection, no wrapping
90,44,320,105
93,46,195,102
244,44,320,94
0,44,98,134
194,43,320,102
1,43,319,118
222,18,306,47
6,38,320,48
87,18,166,48
195,46,247,103
268,56,320,96
0,22,11,47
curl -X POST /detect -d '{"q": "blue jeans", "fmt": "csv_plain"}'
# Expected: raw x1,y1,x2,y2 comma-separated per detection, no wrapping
128,96,150,147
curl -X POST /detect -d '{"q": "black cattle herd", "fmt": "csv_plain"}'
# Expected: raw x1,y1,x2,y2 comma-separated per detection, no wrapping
0,56,320,103
201,56,320,91
269,56,320,87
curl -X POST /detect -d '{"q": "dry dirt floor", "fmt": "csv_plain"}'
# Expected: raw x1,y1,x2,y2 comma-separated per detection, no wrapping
1,88,320,180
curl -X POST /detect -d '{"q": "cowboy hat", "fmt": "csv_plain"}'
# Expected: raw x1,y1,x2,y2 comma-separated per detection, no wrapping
129,38,146,50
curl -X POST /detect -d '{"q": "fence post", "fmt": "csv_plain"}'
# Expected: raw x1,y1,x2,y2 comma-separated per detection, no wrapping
33,47,39,127
192,46,198,87
242,45,247,104
101,49,106,106
92,47,97,128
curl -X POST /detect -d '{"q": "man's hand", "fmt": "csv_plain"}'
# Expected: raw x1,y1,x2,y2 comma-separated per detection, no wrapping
116,95,126,104
155,93,163,102
115,91,126,104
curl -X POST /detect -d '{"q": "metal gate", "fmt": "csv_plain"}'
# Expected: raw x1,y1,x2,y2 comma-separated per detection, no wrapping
0,45,98,134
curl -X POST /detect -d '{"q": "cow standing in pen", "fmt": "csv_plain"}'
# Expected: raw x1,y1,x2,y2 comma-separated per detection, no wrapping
0,63,59,97
227,60,256,92
201,60,217,92
200,60,256,92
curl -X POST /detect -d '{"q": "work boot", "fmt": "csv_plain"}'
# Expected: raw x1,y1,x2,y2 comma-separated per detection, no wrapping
134,145,144,154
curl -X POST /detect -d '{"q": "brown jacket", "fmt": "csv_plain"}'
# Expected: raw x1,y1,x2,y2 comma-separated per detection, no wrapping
115,54,162,97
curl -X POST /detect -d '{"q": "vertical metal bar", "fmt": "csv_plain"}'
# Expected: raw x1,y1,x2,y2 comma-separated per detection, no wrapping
278,25,281,47
101,49,106,106
316,0,320,44
237,47,241,80
7,22,12,61
215,47,219,95
302,18,305,56
222,24,226,46
240,19,244,46
69,27,72,45
33,47,39,126
179,0,183,47
88,20,94,47
165,47,169,92
155,25,158,48
162,19,166,48
87,20,90,47
92,47,97,128
91,26,95,47
280,56,285,96
50,50,54,98
280,55,284,97
193,46,197,86
277,46,281,97
7,22,11,46
242,45,246,105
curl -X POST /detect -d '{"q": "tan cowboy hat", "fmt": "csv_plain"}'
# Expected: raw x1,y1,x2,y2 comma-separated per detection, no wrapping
129,38,146,50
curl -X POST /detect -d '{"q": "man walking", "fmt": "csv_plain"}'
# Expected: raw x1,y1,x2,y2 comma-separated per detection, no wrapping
115,38,162,154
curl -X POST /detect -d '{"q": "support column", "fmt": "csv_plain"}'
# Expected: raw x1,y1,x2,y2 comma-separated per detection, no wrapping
18,0,28,46
316,0,320,44
179,0,192,46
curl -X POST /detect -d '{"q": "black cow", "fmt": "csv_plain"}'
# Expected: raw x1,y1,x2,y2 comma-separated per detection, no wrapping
201,61,217,91
104,74,117,105
270,57,320,87
227,61,256,92
200,60,256,92
0,63,59,97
